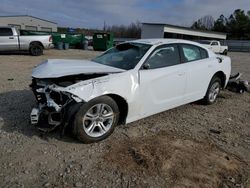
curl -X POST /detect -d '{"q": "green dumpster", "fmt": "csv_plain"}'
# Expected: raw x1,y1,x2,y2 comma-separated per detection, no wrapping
93,32,113,51
52,33,85,49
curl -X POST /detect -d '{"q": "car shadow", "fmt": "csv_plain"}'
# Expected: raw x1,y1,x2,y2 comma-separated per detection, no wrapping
0,89,79,143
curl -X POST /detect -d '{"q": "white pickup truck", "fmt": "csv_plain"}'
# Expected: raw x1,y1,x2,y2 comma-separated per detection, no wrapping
200,41,228,55
0,27,52,56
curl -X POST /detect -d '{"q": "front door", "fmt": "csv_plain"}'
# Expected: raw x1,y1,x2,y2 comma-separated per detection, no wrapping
139,44,187,117
0,28,18,51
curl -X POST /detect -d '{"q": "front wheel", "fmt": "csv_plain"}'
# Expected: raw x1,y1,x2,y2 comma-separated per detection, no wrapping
203,77,221,105
73,96,119,143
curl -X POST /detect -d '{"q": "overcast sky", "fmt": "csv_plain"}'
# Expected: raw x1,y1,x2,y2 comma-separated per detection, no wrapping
0,0,250,28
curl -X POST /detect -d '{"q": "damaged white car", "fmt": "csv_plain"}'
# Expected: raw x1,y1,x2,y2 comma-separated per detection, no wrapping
30,39,231,143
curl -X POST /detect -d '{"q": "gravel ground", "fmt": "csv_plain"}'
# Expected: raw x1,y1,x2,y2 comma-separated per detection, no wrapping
0,49,249,188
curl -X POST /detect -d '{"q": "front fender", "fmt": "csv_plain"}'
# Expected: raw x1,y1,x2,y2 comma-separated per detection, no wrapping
63,72,137,103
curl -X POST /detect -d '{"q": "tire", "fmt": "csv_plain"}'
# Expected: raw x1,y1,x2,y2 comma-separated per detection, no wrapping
73,96,119,143
223,50,228,55
29,43,43,56
203,77,221,105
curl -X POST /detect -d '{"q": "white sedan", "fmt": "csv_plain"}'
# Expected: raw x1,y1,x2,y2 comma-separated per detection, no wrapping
30,39,231,143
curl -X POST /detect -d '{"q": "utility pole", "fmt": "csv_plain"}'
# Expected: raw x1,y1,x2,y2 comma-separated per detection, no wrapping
103,20,106,31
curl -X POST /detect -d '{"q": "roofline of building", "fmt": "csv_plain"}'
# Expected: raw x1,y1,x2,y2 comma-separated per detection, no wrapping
142,22,227,36
0,15,57,24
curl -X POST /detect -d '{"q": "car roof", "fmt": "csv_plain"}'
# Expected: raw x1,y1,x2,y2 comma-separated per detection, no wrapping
130,38,202,46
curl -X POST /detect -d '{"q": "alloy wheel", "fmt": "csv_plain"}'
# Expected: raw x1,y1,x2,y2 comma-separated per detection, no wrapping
82,103,114,138
208,82,220,103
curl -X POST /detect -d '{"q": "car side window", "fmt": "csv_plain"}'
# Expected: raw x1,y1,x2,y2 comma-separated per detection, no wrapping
181,44,202,62
146,44,180,69
200,48,208,59
211,42,218,46
0,28,13,36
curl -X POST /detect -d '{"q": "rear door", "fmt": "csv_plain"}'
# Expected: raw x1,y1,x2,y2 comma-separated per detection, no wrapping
0,28,18,51
139,44,187,117
179,44,214,102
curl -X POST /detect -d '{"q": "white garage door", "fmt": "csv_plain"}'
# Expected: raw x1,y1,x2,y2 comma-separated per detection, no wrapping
25,26,37,31
40,27,52,32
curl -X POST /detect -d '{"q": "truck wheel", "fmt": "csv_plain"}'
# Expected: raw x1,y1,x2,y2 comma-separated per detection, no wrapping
223,50,228,55
29,43,43,56
203,76,221,105
73,96,119,143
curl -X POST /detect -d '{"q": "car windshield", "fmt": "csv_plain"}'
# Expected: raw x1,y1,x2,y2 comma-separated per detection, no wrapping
92,42,152,70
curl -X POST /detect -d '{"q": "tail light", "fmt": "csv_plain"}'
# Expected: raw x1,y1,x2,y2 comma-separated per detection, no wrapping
49,35,52,42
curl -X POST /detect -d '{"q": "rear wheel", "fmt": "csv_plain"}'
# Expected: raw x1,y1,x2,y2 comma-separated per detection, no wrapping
203,77,221,105
29,43,43,56
73,96,119,143
223,50,228,55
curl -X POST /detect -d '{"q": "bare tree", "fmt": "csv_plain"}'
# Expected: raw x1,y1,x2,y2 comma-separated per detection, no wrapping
192,15,214,30
106,21,141,38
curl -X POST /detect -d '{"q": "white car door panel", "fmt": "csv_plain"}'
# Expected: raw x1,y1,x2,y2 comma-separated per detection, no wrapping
139,65,187,116
138,44,187,117
184,59,214,102
0,28,18,51
180,44,214,103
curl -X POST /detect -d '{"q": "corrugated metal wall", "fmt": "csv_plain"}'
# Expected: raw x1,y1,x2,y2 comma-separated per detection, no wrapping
225,40,250,52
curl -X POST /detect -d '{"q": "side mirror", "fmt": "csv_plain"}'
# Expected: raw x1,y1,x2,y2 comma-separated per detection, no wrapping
143,63,150,70
216,57,223,63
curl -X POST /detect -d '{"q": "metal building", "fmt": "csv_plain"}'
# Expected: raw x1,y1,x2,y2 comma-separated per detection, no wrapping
0,15,57,32
141,23,227,40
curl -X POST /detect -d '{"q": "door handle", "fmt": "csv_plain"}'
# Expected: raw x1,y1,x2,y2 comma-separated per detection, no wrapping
9,37,14,39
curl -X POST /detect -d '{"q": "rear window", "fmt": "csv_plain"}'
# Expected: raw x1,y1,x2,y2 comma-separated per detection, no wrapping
182,44,201,62
211,42,218,46
181,44,208,62
199,41,211,45
200,48,208,59
0,28,13,36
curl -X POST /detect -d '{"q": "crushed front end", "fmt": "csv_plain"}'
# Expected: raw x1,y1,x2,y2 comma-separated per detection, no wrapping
30,78,81,132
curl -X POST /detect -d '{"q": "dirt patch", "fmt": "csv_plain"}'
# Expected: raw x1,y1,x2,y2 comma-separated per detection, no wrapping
104,132,246,188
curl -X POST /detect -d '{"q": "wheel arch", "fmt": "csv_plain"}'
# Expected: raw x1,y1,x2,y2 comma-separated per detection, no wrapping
212,71,226,88
106,94,128,125
223,49,228,55
29,41,44,49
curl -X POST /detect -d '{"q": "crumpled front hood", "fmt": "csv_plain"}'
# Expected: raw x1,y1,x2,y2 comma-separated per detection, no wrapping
32,59,125,79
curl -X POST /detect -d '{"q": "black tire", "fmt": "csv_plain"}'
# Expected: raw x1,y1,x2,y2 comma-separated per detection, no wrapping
29,43,43,56
203,77,222,105
223,50,228,55
73,96,119,143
